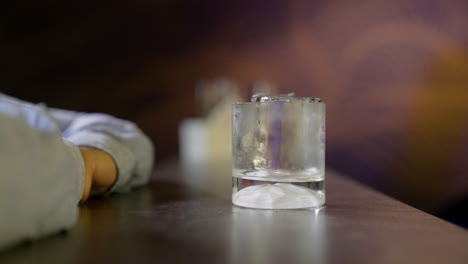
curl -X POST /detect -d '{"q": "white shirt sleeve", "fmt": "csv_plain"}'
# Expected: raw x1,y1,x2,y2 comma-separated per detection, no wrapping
0,93,154,250
62,112,155,193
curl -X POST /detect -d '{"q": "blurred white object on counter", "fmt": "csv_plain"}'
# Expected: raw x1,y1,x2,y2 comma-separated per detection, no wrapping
179,118,208,163
179,78,242,164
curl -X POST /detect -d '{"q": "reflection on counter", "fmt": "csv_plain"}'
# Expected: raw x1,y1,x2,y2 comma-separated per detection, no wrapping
229,207,327,264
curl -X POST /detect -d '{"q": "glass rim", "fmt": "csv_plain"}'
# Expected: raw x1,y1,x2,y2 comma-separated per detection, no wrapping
232,101,325,106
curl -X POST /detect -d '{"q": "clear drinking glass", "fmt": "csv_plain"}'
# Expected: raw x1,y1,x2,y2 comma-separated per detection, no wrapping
232,94,325,209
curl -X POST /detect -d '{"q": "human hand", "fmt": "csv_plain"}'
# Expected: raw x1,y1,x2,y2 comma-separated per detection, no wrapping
79,148,117,203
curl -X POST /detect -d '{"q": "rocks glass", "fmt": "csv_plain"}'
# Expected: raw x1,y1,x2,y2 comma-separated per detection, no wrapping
232,94,325,209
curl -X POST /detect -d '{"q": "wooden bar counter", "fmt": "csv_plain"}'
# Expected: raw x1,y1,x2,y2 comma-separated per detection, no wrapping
1,161,467,264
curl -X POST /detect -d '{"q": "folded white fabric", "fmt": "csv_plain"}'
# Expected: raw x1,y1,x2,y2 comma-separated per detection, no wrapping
0,93,154,250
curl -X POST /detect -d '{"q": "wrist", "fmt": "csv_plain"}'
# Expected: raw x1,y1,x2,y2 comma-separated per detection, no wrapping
79,148,95,203
78,147,117,203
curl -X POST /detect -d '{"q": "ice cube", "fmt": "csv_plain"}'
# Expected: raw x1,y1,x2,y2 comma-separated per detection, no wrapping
232,183,324,209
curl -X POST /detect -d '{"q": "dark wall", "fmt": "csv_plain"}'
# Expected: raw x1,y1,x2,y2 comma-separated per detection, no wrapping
2,0,468,217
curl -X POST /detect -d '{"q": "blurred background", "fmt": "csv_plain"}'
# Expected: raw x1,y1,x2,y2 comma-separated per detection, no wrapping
1,0,467,226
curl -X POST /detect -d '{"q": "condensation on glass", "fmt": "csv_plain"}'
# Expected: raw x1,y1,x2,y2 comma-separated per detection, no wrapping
232,94,325,209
